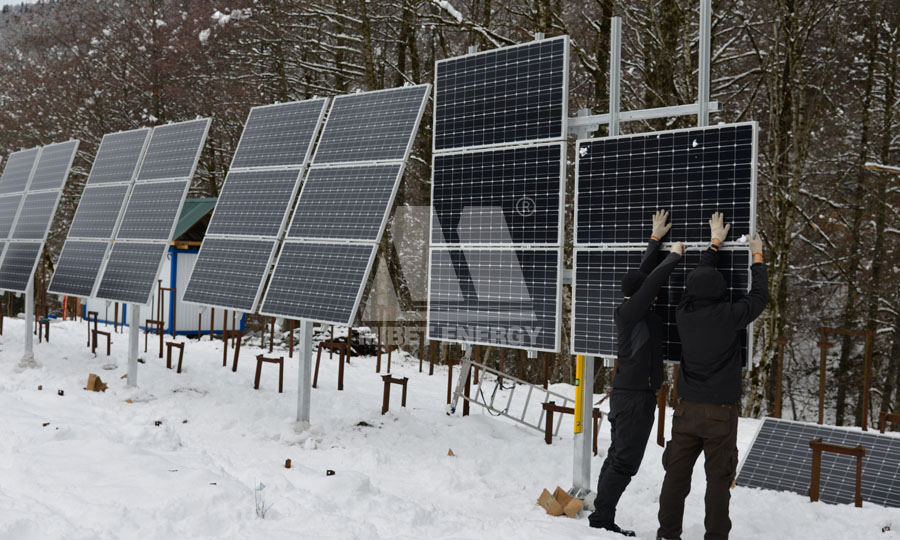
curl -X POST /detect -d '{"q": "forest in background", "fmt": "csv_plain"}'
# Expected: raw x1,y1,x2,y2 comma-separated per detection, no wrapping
0,0,898,428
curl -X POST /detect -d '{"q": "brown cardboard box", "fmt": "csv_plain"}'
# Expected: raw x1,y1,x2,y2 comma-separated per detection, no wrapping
537,486,583,518
85,374,107,392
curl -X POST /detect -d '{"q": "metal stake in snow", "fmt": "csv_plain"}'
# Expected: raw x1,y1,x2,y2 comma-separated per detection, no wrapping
127,303,140,387
19,275,37,369
296,320,314,426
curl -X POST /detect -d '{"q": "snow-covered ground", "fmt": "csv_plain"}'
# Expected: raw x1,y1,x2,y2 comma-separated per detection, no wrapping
0,317,896,540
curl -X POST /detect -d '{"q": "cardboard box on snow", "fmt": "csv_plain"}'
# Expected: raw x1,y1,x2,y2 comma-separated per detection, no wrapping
537,486,583,518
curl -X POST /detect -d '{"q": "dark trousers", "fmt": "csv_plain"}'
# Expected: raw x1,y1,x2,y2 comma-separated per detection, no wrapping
657,400,739,540
589,388,656,527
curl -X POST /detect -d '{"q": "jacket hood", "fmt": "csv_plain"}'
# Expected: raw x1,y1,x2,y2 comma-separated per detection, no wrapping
681,266,728,308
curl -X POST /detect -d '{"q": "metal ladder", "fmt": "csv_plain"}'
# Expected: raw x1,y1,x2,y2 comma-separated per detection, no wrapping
450,356,574,437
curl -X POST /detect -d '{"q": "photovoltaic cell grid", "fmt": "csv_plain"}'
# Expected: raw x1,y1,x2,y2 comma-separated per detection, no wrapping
427,249,559,351
47,240,109,298
572,248,749,361
434,37,568,151
0,195,22,239
287,164,403,242
182,238,277,312
576,123,755,245
86,128,151,185
115,180,190,241
65,185,131,239
431,143,564,245
94,242,169,304
261,242,376,324
27,140,78,191
0,242,43,292
136,119,209,181
737,418,900,509
12,192,60,240
260,86,430,323
0,147,40,195
204,169,301,238
312,85,430,164
230,99,328,169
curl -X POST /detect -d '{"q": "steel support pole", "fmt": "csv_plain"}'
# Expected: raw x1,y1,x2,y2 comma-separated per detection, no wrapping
450,344,472,413
127,304,140,387
571,355,594,499
20,277,36,369
698,0,712,127
296,320,314,426
609,16,622,136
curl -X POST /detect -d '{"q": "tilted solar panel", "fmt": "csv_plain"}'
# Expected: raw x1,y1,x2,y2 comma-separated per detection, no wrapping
0,194,22,239
94,242,169,304
86,128,151,186
136,119,210,181
0,147,40,195
204,169,302,238
27,140,78,192
182,238,277,312
65,185,131,240
0,241,43,292
11,191,60,240
46,240,108,298
230,99,328,169
115,179,191,241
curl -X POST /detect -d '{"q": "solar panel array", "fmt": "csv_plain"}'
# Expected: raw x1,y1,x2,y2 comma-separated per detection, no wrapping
571,122,758,360
48,128,152,298
427,37,569,352
0,140,79,293
182,98,328,313
737,418,900,509
95,119,210,305
260,85,430,325
572,249,749,361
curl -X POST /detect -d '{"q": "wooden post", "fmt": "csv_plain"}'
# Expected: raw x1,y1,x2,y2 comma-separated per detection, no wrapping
446,356,455,405
462,364,471,417
879,412,900,433
198,312,202,339
473,346,480,385
114,303,119,332
862,330,873,431
269,317,275,353
808,439,865,507
382,376,391,415
376,322,382,373
418,329,425,372
210,308,214,339
387,329,392,373
429,340,435,376
289,319,295,358
775,337,787,418
657,383,668,447
544,402,555,445
542,353,549,389
817,332,833,425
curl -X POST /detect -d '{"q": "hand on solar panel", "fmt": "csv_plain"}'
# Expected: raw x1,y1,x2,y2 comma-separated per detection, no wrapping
748,234,764,263
651,209,672,240
709,211,731,245
669,242,684,256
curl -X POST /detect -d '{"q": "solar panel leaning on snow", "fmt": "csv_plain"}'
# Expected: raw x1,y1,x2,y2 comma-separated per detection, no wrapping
427,37,569,352
48,128,152,298
0,140,79,293
736,417,900,508
182,99,328,313
259,84,430,325
95,119,210,305
571,122,758,359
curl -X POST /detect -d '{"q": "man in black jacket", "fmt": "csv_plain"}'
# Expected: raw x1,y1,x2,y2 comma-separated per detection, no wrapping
589,209,684,537
656,212,768,540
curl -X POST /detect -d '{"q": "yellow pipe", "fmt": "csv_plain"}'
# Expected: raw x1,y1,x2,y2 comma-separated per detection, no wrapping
574,354,584,434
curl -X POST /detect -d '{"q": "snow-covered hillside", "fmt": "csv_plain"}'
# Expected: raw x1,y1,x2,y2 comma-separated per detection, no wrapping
0,318,896,539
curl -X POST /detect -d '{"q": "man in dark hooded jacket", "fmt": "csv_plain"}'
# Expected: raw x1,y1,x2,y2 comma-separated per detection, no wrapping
656,212,768,540
589,209,684,537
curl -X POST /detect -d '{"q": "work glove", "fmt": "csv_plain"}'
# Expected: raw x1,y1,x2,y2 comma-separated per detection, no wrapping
669,242,684,256
651,209,672,239
748,234,763,254
709,212,731,244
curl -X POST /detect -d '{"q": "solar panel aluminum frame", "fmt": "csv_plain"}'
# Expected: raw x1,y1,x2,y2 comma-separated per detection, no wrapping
424,246,564,353
569,245,755,365
84,127,153,187
257,238,379,327
429,141,567,248
133,118,212,184
181,99,330,313
0,146,41,196
432,36,570,155
573,121,759,250
48,129,152,299
310,84,431,168
0,147,41,276
226,98,329,173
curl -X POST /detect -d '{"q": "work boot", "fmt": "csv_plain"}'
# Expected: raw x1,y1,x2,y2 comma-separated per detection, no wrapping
590,522,636,537
656,536,681,540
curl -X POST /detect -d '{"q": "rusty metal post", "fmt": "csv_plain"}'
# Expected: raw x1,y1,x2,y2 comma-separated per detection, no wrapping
289,319,295,358
817,331,834,425
387,330,392,373
863,330,873,431
473,346,480,385
429,340,435,376
419,329,425,372
382,375,391,415
210,308,215,339
542,353,549,389
376,322,382,373
269,317,275,353
446,356,455,405
544,402,555,445
114,303,119,332
338,346,345,391
657,383,668,447
463,364,471,417
775,337,787,418
808,439,865,507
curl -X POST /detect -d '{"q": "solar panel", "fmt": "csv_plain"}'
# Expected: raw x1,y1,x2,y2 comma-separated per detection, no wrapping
0,147,40,195
66,185,131,239
11,191,60,240
571,248,750,360
431,143,564,245
287,163,403,242
434,36,568,152
312,85,430,164
87,128,151,185
94,242,169,304
115,180,190,241
230,99,328,169
0,194,23,239
737,418,900,508
259,242,376,325
136,119,210,181
27,140,78,191
0,241,43,292
205,169,302,238
182,238,277,312
427,248,560,351
576,123,756,245
46,240,108,297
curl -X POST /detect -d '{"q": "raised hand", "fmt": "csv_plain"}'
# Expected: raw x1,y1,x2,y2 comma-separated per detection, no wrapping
652,209,672,240
709,212,731,244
